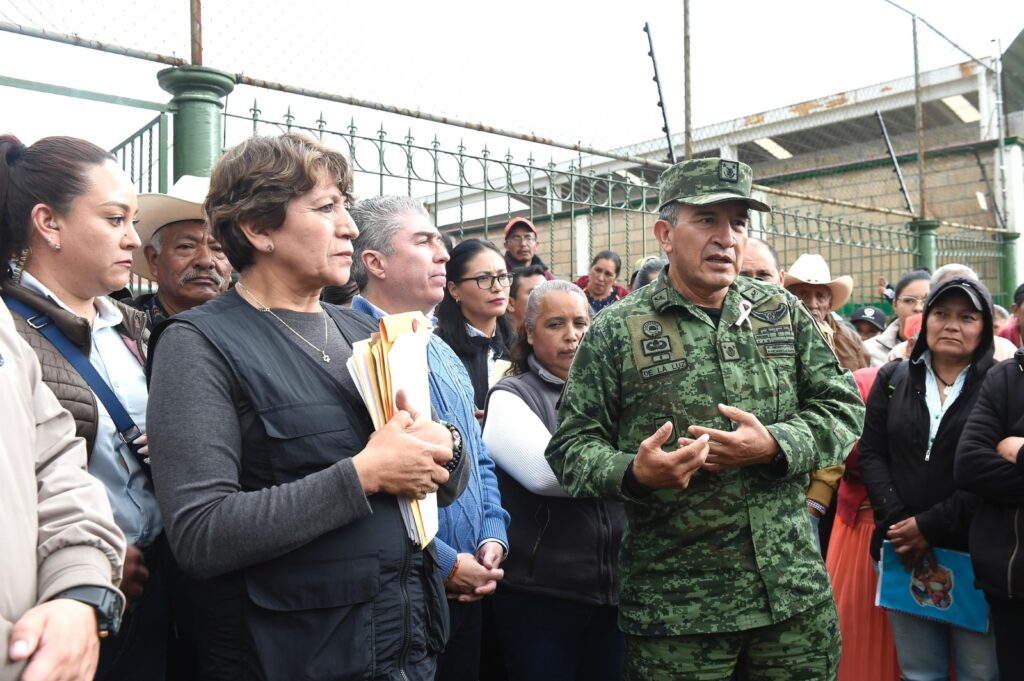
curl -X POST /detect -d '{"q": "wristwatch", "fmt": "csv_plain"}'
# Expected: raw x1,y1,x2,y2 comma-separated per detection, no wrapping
767,449,788,475
52,586,122,637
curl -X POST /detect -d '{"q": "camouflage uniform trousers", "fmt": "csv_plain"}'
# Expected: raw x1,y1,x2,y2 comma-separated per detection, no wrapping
623,598,840,681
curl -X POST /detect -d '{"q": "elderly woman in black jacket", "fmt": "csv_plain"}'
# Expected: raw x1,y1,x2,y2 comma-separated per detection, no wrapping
955,346,1024,679
859,277,998,681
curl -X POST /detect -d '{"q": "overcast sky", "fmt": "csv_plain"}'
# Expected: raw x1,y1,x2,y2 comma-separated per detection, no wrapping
1,0,1021,159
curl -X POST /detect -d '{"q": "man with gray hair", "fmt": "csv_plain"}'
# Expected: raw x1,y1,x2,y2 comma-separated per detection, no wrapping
350,195,509,681
131,176,232,330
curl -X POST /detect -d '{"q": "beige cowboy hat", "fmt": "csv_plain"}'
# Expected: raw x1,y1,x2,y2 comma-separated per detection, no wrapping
783,253,854,310
131,175,211,278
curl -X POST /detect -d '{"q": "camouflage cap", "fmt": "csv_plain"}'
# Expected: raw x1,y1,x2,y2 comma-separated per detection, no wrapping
657,157,770,213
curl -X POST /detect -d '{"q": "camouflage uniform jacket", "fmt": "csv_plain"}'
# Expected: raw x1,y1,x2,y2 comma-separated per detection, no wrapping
545,269,864,636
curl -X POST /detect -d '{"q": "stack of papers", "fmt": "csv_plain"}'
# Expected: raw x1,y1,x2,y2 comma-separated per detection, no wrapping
347,311,438,549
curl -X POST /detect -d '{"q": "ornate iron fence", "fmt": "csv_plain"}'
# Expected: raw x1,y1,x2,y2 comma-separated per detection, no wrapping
111,114,169,294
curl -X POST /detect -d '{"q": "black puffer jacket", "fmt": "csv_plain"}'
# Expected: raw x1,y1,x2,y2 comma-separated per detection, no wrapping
955,348,1024,599
859,278,995,561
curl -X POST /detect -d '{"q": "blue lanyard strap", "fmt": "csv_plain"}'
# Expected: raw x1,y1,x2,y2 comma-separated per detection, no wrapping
4,294,150,476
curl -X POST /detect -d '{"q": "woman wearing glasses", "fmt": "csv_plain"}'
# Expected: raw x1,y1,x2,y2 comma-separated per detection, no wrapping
436,239,514,410
864,269,930,367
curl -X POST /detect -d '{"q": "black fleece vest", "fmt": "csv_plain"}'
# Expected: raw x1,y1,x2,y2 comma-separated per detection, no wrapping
486,368,626,606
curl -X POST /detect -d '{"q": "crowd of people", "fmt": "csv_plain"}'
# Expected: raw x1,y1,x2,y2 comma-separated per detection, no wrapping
1,130,1022,681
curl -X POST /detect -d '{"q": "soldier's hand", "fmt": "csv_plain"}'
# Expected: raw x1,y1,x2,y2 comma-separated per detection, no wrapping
690,404,780,472
631,421,710,490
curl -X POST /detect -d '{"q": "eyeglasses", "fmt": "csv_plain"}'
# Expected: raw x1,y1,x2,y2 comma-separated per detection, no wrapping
897,295,928,305
457,273,514,289
506,234,537,244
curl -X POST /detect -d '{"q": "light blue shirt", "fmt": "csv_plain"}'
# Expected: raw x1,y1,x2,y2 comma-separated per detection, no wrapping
21,272,162,546
913,350,969,460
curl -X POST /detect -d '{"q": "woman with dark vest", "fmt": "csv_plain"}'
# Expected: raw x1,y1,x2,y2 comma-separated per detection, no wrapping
859,277,998,681
482,280,626,681
146,133,469,681
435,238,514,411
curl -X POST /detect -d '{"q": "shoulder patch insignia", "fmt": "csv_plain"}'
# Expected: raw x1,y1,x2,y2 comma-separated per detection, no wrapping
719,160,739,183
642,320,664,337
749,303,788,325
626,315,688,381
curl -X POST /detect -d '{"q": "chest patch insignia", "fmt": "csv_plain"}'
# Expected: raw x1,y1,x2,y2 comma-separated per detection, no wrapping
748,300,796,357
626,315,688,381
749,303,788,325
720,341,740,361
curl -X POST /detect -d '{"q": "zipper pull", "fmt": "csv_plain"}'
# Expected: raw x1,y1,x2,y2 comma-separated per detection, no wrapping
925,448,931,462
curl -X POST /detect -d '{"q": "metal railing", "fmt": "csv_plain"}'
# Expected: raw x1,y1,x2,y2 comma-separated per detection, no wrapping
111,113,169,194
111,114,169,295
226,105,1008,307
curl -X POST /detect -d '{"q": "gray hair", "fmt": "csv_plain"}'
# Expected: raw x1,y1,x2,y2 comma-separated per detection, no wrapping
349,195,431,289
147,219,206,255
658,202,680,226
524,279,591,333
931,263,979,288
149,227,166,254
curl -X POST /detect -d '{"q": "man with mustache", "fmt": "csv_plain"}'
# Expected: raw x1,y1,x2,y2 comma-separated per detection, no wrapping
349,196,509,681
546,158,864,680
132,176,232,330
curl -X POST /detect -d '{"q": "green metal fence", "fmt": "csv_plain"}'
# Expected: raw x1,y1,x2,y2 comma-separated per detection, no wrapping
225,105,1009,308
111,114,169,294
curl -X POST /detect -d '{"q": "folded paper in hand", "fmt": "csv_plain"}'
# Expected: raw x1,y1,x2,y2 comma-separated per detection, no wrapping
347,311,438,548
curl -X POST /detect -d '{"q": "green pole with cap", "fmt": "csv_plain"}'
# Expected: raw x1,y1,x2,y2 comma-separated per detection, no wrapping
157,65,235,180
909,219,939,274
999,231,1019,309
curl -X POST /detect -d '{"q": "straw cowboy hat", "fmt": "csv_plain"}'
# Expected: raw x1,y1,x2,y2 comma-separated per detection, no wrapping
131,175,210,278
783,253,854,310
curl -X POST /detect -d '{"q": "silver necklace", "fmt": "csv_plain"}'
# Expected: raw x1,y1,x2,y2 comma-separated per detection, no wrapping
236,282,331,363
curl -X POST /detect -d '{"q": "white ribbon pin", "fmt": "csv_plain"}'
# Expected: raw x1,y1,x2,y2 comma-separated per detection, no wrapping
734,299,753,329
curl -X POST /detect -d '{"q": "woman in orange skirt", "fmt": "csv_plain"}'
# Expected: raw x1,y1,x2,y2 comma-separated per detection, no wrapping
826,365,900,681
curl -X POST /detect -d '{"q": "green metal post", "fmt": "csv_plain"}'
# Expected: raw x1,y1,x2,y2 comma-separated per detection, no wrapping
1000,231,1020,308
157,113,169,193
909,219,939,273
157,65,235,180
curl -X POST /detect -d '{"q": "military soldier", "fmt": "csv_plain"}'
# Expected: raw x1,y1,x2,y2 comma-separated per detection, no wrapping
545,158,864,680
